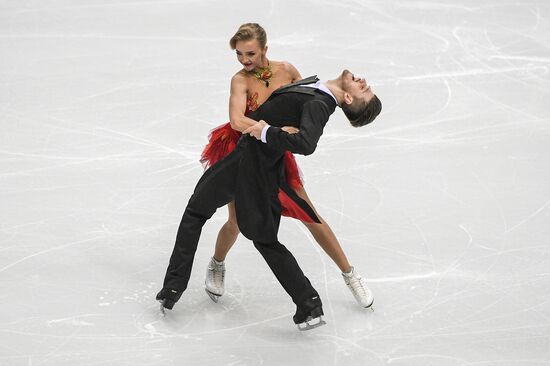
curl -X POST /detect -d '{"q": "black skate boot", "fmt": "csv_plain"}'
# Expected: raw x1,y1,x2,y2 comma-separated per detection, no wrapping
293,296,326,331
156,288,181,315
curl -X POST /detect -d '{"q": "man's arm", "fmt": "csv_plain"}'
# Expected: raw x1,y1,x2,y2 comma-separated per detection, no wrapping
265,99,332,156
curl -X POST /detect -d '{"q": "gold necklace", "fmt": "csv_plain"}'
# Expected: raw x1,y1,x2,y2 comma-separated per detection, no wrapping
250,61,273,87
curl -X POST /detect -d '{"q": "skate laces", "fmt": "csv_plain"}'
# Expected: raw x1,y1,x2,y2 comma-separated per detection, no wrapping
344,269,368,297
349,275,367,295
208,259,225,285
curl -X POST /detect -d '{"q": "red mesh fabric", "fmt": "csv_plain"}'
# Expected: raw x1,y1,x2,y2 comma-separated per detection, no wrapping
200,122,241,168
200,122,307,221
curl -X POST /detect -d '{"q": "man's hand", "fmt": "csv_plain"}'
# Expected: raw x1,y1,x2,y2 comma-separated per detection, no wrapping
281,126,300,134
243,120,268,140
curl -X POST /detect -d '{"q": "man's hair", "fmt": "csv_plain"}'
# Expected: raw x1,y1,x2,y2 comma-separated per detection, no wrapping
229,23,267,50
342,95,382,127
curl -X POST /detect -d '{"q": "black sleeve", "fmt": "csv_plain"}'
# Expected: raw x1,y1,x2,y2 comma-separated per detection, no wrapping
265,99,331,156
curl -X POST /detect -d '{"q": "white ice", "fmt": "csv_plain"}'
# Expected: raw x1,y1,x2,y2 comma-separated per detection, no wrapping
1,0,549,365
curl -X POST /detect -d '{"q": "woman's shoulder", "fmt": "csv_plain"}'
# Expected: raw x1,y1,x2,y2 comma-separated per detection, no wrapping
230,70,249,91
272,60,296,71
272,60,301,80
231,69,248,82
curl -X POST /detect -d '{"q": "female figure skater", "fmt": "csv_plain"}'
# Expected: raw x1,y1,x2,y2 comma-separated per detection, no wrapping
201,23,373,308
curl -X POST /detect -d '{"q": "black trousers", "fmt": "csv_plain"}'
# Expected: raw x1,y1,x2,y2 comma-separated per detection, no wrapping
162,149,318,305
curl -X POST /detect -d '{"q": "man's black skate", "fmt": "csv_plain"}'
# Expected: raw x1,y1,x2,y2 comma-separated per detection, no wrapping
293,296,326,331
156,288,181,315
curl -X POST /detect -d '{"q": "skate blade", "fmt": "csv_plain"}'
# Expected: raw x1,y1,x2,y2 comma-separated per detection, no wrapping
158,298,175,316
297,316,326,331
205,289,221,303
366,299,375,312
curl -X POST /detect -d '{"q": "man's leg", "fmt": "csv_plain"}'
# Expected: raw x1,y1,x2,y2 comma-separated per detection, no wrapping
252,239,319,305
252,195,325,329
158,151,240,306
252,237,325,329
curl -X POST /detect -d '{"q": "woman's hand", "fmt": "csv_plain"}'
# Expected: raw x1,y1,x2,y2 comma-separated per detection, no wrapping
281,126,300,134
243,120,268,140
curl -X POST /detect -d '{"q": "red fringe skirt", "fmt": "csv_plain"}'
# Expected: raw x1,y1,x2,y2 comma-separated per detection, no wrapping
200,122,313,222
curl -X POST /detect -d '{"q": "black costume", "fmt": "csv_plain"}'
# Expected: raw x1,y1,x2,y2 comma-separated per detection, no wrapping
159,76,337,312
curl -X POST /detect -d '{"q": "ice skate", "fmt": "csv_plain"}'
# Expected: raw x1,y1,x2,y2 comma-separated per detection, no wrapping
342,266,374,310
205,257,225,303
156,288,181,315
293,296,326,331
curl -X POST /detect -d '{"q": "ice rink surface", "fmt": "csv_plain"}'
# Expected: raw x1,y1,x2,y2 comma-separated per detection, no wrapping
1,0,549,365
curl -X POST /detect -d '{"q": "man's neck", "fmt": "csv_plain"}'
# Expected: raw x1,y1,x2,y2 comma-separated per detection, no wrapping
324,79,344,106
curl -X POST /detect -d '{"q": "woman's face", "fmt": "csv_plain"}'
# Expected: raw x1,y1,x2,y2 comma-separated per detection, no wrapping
235,39,267,71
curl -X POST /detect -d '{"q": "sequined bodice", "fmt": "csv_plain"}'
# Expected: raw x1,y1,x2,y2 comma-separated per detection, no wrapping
246,92,260,115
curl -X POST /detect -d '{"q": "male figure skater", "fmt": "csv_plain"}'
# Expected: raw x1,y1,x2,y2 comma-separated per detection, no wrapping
157,70,381,330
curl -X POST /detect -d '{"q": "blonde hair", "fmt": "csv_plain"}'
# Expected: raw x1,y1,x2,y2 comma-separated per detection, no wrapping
229,23,267,49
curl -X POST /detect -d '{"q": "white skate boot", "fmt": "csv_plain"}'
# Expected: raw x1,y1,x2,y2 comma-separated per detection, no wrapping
342,267,374,309
205,257,225,303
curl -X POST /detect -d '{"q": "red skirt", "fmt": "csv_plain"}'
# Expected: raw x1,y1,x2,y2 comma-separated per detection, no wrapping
200,122,314,222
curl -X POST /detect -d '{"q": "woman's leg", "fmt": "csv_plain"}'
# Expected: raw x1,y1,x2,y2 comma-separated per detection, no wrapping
205,201,240,301
294,187,352,273
295,186,374,308
213,201,240,261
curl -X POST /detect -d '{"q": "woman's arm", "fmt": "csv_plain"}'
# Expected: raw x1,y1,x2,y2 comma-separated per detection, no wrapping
228,74,259,132
229,63,303,133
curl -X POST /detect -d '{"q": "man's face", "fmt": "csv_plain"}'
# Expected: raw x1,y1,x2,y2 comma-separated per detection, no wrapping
341,69,376,105
235,39,267,72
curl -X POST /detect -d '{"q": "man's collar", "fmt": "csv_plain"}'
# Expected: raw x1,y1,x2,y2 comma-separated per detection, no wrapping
272,75,319,94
